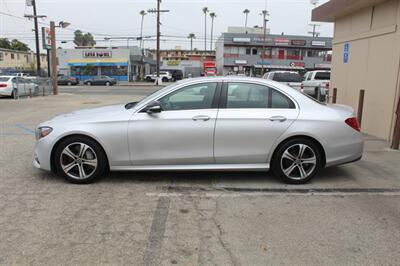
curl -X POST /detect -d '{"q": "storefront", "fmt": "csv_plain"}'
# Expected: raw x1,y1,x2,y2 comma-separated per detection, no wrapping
57,48,133,81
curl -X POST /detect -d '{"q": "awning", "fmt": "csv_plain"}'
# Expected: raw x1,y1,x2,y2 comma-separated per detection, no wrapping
254,65,305,70
67,58,129,67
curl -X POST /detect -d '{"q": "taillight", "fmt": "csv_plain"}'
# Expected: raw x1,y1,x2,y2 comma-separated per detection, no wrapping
0,83,7,87
345,117,361,132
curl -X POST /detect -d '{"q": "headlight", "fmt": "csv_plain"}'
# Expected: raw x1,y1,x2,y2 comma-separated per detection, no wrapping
35,127,53,140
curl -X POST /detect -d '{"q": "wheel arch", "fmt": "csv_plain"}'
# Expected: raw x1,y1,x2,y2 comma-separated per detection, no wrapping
270,135,327,168
50,133,110,172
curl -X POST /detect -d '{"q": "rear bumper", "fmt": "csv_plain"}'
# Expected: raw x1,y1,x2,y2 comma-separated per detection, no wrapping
325,132,364,167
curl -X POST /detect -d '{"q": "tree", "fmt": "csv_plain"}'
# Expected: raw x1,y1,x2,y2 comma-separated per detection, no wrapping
187,33,196,51
0,38,11,50
209,12,216,50
74,30,96,47
10,39,29,51
243,9,250,28
202,7,209,52
0,38,29,51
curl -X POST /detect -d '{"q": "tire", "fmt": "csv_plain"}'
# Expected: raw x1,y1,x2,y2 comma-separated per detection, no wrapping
105,82,110,86
271,138,322,184
67,82,72,86
162,77,168,82
87,82,91,86
146,77,152,82
53,136,108,184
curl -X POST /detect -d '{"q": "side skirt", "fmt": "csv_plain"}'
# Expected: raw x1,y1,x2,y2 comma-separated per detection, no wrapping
110,163,270,171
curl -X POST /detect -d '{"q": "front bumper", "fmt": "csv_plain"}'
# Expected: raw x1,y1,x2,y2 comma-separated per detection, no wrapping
32,135,55,171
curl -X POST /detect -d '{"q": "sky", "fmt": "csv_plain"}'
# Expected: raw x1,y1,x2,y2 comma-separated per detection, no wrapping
0,0,333,51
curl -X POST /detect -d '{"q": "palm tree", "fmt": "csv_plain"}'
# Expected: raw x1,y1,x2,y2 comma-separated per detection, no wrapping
202,7,209,52
188,33,196,51
209,12,216,51
243,9,250,28
139,10,147,50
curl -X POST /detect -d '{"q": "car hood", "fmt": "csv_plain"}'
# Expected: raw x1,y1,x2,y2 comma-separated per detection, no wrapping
48,104,128,124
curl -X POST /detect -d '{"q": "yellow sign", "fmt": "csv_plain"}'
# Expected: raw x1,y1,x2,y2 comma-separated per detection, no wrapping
167,60,180,66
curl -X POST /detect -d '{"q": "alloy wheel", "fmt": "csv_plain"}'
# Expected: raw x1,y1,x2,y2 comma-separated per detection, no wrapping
280,144,317,180
60,142,98,180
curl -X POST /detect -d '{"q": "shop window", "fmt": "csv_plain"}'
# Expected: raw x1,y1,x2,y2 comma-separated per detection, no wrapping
252,48,258,55
11,53,15,60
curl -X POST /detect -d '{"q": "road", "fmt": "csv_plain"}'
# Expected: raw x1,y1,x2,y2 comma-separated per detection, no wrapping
0,91,400,265
59,84,163,96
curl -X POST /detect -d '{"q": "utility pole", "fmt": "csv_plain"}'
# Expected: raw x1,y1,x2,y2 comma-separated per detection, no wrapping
261,10,269,75
25,0,46,76
148,1,169,79
50,21,58,95
308,23,321,38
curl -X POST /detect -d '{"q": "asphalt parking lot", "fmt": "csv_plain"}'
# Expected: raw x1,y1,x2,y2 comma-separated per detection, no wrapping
1,86,400,265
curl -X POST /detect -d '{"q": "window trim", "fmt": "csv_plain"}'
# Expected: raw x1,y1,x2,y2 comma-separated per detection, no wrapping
139,82,222,113
220,81,297,110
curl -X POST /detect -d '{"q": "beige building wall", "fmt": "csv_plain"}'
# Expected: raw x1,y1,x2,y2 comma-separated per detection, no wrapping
331,0,400,140
0,49,48,72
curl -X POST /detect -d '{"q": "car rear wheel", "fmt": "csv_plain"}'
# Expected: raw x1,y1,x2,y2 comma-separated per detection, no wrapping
53,136,108,184
105,82,110,86
146,77,152,82
272,138,322,184
67,81,72,86
162,77,168,82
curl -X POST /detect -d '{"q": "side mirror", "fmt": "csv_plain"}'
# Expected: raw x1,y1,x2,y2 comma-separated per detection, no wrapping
145,101,163,114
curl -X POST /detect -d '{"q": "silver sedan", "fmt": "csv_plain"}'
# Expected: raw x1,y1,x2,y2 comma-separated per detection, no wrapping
33,77,364,184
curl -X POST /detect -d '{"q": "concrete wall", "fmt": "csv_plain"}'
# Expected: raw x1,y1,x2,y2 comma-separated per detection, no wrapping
331,0,400,140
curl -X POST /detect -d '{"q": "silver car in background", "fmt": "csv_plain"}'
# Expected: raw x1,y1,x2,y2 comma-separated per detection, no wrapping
0,76,38,98
33,77,363,184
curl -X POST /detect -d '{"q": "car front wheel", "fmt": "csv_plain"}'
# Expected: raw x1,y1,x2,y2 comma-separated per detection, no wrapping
53,136,108,184
272,138,322,184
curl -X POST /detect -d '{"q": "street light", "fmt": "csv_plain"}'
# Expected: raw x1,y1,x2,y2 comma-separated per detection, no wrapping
50,20,70,95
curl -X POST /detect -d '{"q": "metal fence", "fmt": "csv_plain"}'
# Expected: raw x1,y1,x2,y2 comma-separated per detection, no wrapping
13,77,53,99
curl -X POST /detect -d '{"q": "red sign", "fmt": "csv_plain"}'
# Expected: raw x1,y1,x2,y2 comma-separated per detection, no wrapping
203,61,216,68
291,40,306,46
274,38,290,44
290,62,305,67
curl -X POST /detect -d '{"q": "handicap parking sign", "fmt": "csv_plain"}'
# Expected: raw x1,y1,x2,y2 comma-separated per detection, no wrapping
344,43,349,64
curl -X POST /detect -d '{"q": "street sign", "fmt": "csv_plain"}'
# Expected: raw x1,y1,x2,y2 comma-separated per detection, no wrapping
344,42,350,64
41,27,52,50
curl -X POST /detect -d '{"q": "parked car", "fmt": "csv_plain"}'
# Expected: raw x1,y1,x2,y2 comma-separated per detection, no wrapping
0,76,38,98
84,76,116,86
33,77,363,185
12,73,30,77
301,70,331,101
161,69,183,81
145,71,172,82
263,71,303,90
58,76,79,86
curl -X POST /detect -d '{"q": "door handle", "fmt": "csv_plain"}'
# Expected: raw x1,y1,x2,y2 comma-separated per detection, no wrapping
192,115,210,121
268,116,287,122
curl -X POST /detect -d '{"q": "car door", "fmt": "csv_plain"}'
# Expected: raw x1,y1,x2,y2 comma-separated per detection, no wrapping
214,82,299,164
128,82,220,166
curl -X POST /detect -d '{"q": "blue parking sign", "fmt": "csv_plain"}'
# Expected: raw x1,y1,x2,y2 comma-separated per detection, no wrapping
344,43,349,64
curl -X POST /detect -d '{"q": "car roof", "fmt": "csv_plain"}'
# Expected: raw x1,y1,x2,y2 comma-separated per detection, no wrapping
0,76,14,78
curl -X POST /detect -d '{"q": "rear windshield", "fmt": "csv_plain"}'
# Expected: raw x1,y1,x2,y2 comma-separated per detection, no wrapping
273,73,303,83
0,77,10,82
314,72,330,80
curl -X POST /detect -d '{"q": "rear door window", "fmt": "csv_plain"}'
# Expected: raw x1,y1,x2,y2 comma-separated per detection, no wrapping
226,83,269,109
314,72,330,80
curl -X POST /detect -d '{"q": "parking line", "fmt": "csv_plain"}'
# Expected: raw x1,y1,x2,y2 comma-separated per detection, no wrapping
15,124,35,135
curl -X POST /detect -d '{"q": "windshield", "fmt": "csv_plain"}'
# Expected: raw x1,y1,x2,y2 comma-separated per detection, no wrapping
273,73,303,83
314,72,330,80
0,77,10,82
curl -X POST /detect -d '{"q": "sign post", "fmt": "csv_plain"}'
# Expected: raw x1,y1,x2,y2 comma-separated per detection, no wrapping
41,27,52,77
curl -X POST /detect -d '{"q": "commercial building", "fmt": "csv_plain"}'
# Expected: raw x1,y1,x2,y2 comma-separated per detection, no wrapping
147,47,216,78
313,0,400,146
57,46,155,81
0,48,48,75
215,27,333,76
